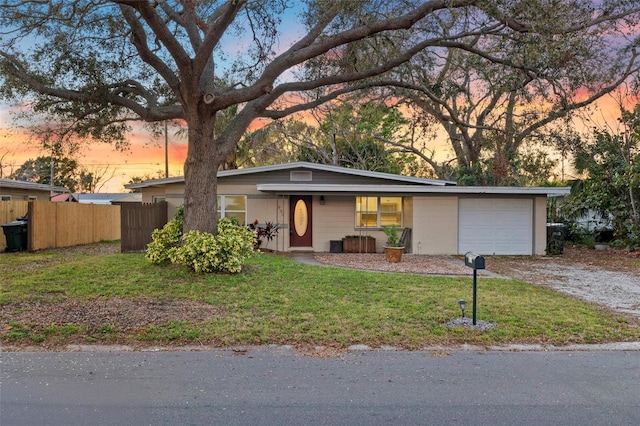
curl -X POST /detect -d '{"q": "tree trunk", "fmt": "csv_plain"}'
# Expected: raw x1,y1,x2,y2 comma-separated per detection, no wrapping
183,115,221,235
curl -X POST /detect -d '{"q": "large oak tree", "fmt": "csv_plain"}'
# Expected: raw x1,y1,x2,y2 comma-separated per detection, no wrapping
2,1,639,232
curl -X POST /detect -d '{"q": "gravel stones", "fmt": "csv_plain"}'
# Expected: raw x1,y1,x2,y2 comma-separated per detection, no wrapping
447,317,496,331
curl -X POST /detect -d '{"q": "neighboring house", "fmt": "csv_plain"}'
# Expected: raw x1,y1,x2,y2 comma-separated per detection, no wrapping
51,193,78,202
0,178,69,201
125,162,570,256
74,193,142,205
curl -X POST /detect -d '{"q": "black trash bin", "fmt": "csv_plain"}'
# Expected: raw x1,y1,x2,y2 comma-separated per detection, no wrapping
330,240,343,253
546,223,564,255
2,218,28,252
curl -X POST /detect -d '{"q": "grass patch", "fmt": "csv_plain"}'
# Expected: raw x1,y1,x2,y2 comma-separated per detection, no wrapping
1,249,638,349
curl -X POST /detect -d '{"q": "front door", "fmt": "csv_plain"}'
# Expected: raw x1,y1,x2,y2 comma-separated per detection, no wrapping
290,195,312,247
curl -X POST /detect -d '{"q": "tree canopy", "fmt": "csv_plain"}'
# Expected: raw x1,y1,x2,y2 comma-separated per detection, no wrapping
360,3,640,184
564,105,640,249
9,155,116,193
10,156,80,192
2,1,639,232
277,100,412,174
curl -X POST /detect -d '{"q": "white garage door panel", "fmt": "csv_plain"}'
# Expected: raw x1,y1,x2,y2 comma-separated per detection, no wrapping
459,199,533,255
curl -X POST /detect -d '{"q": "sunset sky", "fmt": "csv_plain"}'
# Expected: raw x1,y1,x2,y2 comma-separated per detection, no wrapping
0,92,629,193
0,107,189,192
0,3,636,193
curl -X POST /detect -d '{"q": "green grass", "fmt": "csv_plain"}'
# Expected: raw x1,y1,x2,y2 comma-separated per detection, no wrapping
1,248,638,349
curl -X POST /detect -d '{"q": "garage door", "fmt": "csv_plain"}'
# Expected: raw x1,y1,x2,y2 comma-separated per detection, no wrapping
458,198,533,255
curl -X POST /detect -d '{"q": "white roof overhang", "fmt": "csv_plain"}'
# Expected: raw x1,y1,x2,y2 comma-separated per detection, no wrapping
256,184,571,196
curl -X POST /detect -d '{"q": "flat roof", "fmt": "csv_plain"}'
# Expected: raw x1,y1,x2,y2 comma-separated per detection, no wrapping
0,178,68,193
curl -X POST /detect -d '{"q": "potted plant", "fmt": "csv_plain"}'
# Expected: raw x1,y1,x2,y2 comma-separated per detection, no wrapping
382,225,404,262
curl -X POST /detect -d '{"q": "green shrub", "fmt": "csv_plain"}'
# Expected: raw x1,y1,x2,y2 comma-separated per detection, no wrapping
145,207,184,264
146,210,257,273
170,218,257,273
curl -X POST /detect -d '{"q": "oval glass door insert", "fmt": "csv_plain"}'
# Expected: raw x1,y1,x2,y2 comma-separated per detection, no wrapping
294,199,308,237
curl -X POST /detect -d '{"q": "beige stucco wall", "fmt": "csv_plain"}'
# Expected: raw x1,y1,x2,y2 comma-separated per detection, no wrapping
314,196,365,251
218,183,262,196
140,187,167,203
246,195,288,251
0,188,51,201
534,196,547,255
411,196,459,255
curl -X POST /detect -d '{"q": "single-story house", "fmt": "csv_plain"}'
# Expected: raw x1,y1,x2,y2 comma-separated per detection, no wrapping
125,162,570,256
0,178,69,201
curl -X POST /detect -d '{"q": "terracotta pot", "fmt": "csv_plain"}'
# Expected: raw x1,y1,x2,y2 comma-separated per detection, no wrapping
384,246,404,263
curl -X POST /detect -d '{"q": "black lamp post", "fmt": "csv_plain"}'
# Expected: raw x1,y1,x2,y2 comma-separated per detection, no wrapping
457,299,467,318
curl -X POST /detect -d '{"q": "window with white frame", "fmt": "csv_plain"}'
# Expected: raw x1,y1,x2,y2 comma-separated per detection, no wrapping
355,196,402,228
217,195,247,225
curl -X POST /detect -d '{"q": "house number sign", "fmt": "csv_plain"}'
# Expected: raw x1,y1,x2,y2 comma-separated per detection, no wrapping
294,199,308,237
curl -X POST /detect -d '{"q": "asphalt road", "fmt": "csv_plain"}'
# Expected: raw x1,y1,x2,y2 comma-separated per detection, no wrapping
1,347,639,425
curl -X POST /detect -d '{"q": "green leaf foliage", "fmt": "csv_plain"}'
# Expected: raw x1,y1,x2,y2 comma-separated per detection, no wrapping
146,206,257,273
564,106,640,249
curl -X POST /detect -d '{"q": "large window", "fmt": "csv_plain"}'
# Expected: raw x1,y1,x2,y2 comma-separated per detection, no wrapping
217,195,247,225
355,196,402,228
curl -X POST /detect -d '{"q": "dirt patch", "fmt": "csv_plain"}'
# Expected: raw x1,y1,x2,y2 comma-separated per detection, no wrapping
1,297,222,350
2,297,221,333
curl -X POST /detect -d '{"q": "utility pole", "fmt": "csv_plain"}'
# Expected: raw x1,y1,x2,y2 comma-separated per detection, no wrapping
50,148,54,188
165,120,169,178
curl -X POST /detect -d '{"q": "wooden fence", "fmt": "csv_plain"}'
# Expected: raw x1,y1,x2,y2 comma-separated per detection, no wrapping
120,202,167,252
28,201,121,251
1,201,120,252
0,201,29,251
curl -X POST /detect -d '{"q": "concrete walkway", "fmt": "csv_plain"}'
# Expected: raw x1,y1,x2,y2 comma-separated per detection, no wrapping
287,252,322,266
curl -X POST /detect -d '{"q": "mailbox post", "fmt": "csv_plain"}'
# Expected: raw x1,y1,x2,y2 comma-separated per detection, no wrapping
464,252,485,325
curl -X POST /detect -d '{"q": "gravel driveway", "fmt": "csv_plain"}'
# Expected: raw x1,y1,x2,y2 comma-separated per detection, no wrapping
313,248,640,320
487,260,640,320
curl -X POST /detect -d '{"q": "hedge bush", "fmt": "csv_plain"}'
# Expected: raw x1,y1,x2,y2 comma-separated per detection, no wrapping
145,206,183,264
146,209,257,273
170,219,256,273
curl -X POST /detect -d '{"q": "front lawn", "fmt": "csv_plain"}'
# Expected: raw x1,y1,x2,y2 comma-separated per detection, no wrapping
1,245,638,349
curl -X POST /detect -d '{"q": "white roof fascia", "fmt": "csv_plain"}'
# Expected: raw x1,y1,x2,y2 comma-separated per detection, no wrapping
256,184,571,196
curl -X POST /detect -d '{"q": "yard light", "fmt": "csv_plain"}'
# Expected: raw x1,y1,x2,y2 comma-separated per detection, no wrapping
457,299,466,318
